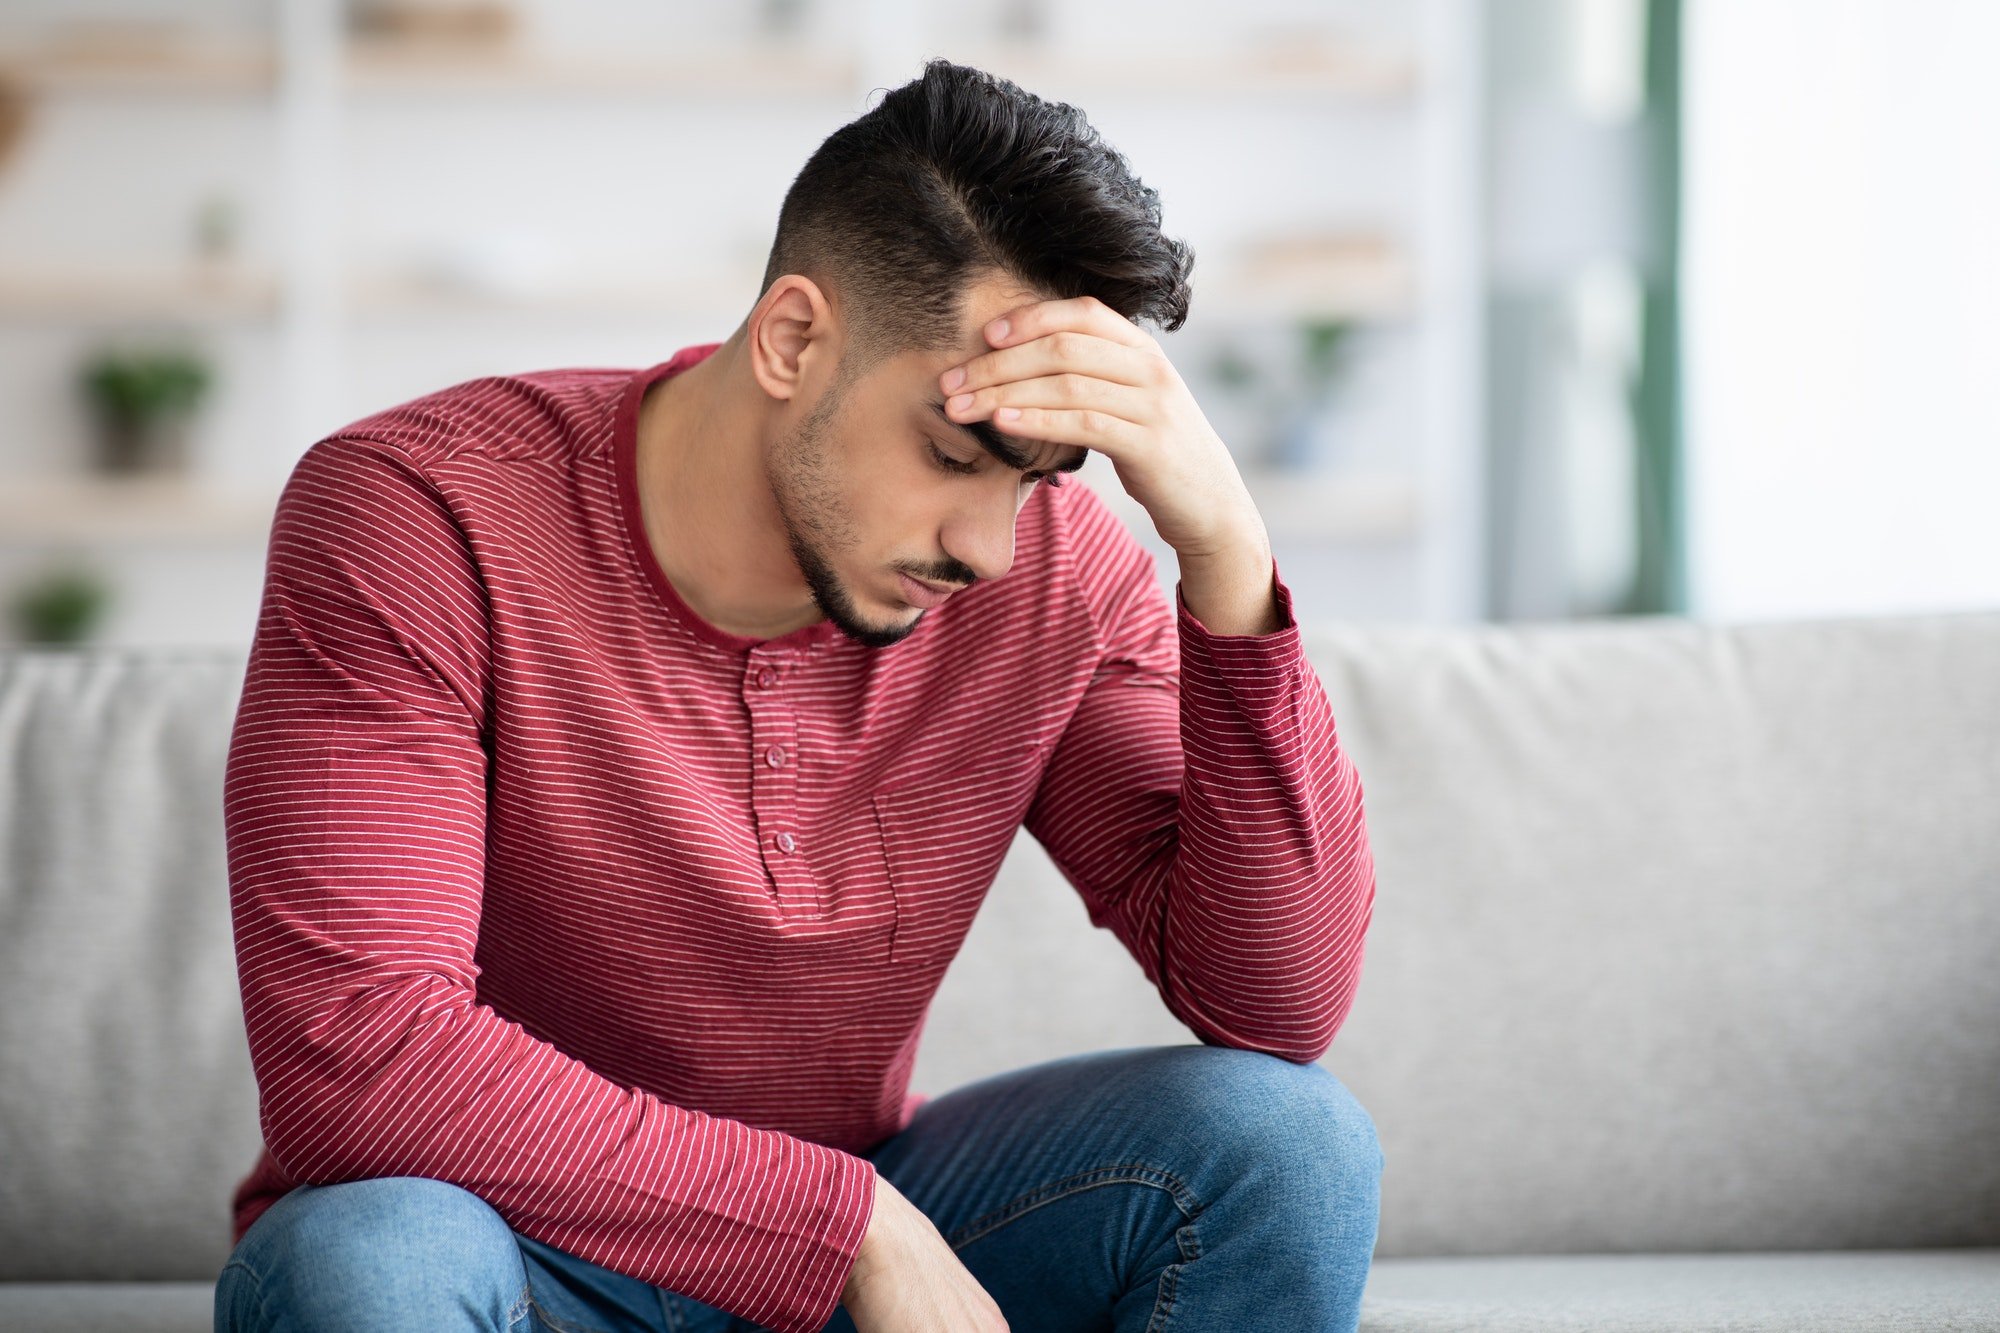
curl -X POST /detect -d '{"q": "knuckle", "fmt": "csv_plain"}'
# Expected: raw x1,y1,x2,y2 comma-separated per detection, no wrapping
1058,372,1089,401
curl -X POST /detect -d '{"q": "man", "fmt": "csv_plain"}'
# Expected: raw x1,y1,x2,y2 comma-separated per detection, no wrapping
215,58,1381,1333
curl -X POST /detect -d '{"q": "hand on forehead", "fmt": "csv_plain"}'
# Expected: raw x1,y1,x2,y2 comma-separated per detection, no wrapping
935,293,1166,462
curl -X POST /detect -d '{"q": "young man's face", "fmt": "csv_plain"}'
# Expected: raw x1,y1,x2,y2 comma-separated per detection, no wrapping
767,272,1090,649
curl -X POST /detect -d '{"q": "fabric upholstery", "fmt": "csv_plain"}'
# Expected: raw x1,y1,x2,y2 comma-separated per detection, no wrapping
3,608,1996,1327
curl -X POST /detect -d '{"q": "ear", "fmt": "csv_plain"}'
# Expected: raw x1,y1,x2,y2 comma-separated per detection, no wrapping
748,274,836,405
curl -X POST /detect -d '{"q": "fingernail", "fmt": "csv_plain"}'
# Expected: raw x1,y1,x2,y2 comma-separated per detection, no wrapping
989,318,1010,341
948,393,974,411
942,367,966,391
996,407,1020,421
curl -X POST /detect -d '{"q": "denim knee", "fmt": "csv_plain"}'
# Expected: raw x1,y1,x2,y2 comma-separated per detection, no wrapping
214,1176,532,1333
1132,1045,1386,1190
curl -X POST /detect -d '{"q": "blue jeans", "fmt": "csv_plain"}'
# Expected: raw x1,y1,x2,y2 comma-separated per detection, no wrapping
215,1043,1384,1332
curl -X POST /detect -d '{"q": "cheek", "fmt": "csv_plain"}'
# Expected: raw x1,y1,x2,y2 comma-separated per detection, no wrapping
832,466,923,549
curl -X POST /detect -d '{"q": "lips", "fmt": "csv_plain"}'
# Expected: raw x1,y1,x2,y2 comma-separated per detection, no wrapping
897,571,956,608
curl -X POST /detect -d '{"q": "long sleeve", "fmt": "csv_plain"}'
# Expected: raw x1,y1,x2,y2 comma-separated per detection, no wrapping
1023,514,1375,1065
225,435,874,1333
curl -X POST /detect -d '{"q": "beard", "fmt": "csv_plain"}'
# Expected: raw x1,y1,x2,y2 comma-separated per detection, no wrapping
769,369,922,650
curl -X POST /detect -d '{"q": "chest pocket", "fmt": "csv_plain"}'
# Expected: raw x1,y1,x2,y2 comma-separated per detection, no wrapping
868,740,1052,977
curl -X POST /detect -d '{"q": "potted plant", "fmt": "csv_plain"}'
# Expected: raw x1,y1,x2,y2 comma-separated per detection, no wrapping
8,564,114,646
1207,319,1364,473
77,343,214,474
1271,317,1359,471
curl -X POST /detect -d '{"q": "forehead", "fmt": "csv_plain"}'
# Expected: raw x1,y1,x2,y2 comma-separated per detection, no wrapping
954,273,1047,347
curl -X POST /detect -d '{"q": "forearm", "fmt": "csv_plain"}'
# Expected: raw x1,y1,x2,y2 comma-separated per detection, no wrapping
1175,517,1283,638
1156,565,1376,1062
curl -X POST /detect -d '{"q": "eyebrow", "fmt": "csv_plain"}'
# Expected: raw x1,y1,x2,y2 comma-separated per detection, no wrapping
929,401,1088,477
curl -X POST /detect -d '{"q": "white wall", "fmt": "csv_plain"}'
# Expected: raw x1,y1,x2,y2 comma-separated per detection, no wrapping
1683,0,2000,622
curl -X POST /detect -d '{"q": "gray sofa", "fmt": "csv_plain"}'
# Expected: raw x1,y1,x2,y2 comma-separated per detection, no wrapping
3,608,1998,1332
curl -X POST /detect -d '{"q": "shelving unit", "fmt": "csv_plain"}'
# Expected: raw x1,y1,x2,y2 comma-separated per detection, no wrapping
0,265,282,322
0,0,1485,642
0,38,278,94
342,38,860,94
0,476,281,544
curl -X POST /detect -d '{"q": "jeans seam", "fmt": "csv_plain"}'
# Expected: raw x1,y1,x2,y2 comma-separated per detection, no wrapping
1146,1255,1182,1333
506,1280,533,1329
940,1162,1205,1332
1146,1219,1203,1332
942,1162,1202,1249
219,1259,275,1331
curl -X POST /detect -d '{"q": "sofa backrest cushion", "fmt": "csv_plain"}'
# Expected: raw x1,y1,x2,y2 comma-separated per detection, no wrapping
921,608,2000,1255
0,649,258,1280
3,608,1997,1279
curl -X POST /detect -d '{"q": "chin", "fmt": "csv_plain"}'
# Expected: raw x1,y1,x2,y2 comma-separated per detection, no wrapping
816,578,920,649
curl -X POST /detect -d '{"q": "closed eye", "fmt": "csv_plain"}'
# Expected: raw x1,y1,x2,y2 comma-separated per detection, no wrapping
926,441,978,475
926,441,1068,488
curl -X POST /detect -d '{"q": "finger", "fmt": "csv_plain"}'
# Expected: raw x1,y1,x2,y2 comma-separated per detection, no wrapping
940,329,1162,398
982,402,1145,456
983,294,1156,353
945,372,1152,439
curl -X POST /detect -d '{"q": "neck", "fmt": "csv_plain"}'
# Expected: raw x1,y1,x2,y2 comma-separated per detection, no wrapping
635,330,826,640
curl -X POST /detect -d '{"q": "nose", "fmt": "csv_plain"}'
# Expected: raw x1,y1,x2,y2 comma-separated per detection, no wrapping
939,489,1024,584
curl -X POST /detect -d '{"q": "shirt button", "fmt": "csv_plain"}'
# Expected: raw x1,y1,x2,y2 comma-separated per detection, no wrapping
765,745,788,768
756,668,779,689
775,831,796,854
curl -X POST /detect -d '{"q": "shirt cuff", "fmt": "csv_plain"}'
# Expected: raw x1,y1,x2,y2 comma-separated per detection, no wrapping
1174,554,1306,676
783,1148,878,1333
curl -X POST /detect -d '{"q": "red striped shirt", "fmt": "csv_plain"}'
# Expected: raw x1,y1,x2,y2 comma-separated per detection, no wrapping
223,341,1375,1333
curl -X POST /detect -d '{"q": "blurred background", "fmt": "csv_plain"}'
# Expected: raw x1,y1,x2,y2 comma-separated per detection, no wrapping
0,0,1992,648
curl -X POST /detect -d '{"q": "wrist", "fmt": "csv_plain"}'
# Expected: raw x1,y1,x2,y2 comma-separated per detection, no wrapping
842,1184,884,1302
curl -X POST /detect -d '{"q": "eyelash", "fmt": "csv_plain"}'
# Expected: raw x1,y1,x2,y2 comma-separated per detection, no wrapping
926,441,1068,488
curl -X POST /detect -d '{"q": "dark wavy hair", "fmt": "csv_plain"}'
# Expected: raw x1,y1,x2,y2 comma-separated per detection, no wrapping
758,58,1194,377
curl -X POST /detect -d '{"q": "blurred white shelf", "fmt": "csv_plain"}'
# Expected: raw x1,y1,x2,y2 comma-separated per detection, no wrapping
955,40,1417,99
0,264,281,323
342,40,859,95
336,37,1411,99
1082,468,1421,546
0,476,280,544
0,31,1410,100
1202,233,1417,323
0,37,276,94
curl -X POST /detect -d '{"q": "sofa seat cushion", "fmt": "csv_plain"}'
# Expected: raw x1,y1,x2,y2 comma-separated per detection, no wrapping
1360,1249,2000,1332
0,1281,215,1332
10,1249,1997,1333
